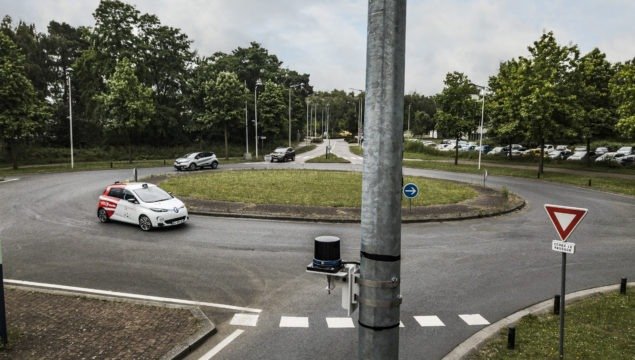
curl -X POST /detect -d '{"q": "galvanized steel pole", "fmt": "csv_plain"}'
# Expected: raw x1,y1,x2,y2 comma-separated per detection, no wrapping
359,1,407,359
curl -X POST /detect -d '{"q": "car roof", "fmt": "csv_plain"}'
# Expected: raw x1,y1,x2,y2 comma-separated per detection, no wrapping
109,182,157,190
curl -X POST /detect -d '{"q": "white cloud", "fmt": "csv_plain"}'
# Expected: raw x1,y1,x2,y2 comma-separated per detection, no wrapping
1,0,634,94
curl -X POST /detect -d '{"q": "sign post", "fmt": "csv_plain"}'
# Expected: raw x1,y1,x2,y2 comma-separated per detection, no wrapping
402,183,419,212
544,204,588,360
0,240,7,345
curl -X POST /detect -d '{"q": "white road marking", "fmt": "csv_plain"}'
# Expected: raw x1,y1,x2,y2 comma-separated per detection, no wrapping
5,279,262,313
279,316,309,328
198,329,244,359
414,315,446,327
459,314,490,326
230,313,259,327
0,178,19,184
400,321,405,328
326,317,355,328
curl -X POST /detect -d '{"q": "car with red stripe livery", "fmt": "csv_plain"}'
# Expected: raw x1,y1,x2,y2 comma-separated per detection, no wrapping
97,182,188,231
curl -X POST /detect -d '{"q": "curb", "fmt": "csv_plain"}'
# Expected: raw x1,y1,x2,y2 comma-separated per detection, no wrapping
442,282,634,360
4,284,217,360
189,198,526,224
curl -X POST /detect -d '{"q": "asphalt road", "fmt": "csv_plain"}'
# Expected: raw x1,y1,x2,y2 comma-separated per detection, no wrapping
0,156,633,359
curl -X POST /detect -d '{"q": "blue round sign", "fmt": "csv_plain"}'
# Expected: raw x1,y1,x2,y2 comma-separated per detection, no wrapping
402,183,419,199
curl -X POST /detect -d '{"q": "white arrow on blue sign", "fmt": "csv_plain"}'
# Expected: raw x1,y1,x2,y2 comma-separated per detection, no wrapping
402,183,419,199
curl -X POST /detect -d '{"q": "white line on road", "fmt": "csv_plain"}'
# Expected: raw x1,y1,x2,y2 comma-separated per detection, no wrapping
459,314,490,326
198,329,244,359
5,279,262,313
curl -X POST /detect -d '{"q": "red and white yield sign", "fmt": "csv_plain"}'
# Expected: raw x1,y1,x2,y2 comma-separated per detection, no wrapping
544,204,588,241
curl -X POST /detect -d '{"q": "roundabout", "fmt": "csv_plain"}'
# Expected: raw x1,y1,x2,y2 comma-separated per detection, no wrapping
0,152,632,359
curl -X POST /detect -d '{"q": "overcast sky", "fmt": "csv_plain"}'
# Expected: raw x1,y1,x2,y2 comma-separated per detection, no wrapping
2,0,634,95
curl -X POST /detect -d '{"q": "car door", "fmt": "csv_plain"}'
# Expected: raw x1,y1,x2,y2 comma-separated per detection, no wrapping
199,152,212,167
122,190,141,224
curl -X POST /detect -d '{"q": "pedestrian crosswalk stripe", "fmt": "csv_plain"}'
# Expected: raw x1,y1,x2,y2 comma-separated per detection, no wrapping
230,313,259,327
459,314,490,326
326,317,355,328
414,315,446,327
280,316,309,328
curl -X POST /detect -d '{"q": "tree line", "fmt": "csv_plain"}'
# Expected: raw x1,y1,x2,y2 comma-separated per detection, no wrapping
432,31,634,171
2,1,633,170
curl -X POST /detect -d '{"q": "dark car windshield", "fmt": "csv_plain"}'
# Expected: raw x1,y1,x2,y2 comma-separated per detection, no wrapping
133,186,172,203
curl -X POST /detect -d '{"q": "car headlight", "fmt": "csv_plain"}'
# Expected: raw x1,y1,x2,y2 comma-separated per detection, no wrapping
151,208,168,212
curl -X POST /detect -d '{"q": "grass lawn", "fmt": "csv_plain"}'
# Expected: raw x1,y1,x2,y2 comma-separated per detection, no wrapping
468,291,634,359
0,158,245,177
305,153,350,163
159,169,477,207
402,160,635,196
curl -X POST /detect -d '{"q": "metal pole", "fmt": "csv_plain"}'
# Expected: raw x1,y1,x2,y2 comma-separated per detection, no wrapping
254,81,260,159
67,71,74,169
306,99,309,144
478,91,485,170
245,81,249,156
408,103,411,132
0,240,7,345
559,252,566,359
359,1,406,359
288,87,292,147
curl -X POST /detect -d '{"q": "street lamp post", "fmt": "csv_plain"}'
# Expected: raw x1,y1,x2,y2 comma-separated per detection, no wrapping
471,83,487,170
408,103,411,133
288,83,304,147
244,81,250,159
254,78,263,159
350,88,364,145
66,69,74,169
305,97,310,145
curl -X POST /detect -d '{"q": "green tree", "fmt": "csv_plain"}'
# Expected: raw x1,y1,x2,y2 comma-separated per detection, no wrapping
610,59,635,139
487,58,529,157
95,58,155,162
574,48,616,165
0,32,48,169
434,72,479,165
520,32,580,175
198,71,246,159
258,80,287,146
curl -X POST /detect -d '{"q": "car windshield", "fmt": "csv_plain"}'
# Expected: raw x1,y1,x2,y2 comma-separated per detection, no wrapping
133,186,172,203
180,153,196,159
274,148,287,153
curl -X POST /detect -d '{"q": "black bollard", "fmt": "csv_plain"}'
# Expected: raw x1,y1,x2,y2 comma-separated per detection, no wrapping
588,179,592,187
507,326,516,350
110,161,113,168
553,295,560,315
620,278,627,294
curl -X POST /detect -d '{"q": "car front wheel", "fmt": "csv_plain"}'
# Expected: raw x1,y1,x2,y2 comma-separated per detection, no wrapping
97,208,109,223
211,161,218,169
139,215,152,231
188,163,196,171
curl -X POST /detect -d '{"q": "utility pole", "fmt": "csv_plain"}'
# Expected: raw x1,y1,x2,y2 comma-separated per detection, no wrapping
359,1,407,359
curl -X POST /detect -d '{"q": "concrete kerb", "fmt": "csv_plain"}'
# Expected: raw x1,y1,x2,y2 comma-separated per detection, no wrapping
4,284,216,360
442,282,634,360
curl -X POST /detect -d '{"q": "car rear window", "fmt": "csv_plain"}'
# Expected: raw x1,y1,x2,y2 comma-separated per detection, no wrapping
108,187,124,199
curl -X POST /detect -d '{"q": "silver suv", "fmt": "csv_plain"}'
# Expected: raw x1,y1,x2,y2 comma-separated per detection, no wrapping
174,152,219,171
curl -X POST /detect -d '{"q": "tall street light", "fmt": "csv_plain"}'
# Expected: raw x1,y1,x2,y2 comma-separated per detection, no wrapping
305,95,311,145
244,81,250,159
66,69,74,169
254,78,263,159
350,88,364,145
471,83,487,170
288,83,304,147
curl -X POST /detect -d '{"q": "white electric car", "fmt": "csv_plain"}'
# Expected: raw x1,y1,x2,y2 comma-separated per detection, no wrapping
97,182,188,231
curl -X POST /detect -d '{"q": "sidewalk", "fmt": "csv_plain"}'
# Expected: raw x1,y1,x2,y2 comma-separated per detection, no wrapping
0,286,214,359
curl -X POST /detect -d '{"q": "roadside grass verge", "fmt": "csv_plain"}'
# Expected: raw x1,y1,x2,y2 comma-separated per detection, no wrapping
468,291,634,359
306,153,350,163
0,158,245,177
159,169,477,207
403,160,635,196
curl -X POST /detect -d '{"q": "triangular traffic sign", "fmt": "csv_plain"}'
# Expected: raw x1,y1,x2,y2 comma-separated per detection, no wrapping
544,204,588,241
